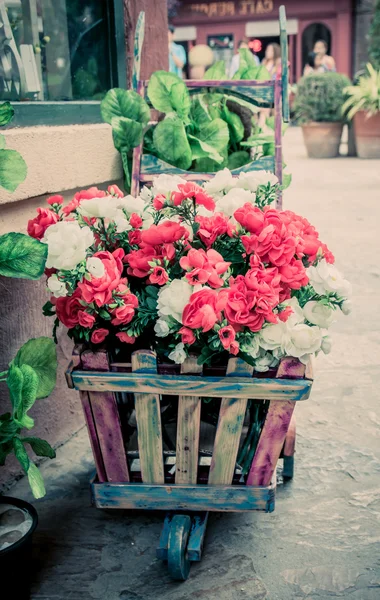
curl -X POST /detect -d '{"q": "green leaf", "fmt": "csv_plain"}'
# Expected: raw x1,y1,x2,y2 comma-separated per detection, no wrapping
111,116,143,152
195,153,227,172
153,115,192,170
190,97,212,126
0,101,14,126
147,71,190,121
0,149,27,192
0,134,6,149
188,133,223,163
12,438,30,473
222,105,244,143
23,437,56,459
282,173,292,190
191,118,229,157
7,364,24,415
0,416,20,444
27,462,46,499
42,300,56,317
0,442,12,466
227,151,251,169
0,232,47,279
20,364,39,416
204,61,227,80
13,337,57,399
17,414,35,430
100,88,150,126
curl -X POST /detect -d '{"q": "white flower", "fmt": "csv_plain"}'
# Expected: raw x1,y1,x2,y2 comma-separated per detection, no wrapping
303,301,336,328
154,319,170,338
47,274,67,298
236,170,278,192
217,188,256,216
341,299,352,315
42,222,94,271
157,279,193,324
86,257,105,278
260,297,305,352
141,212,154,230
203,168,234,195
321,335,332,354
282,297,305,326
240,335,261,359
114,209,132,233
307,259,351,297
116,195,146,215
78,196,119,219
151,174,186,196
196,205,214,217
254,349,280,373
139,186,153,203
168,342,187,365
284,324,323,360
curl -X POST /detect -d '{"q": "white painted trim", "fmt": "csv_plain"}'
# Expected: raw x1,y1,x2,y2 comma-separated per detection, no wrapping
174,26,197,42
245,18,299,37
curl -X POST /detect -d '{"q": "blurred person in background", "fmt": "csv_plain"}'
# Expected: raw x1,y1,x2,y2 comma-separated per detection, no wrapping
258,43,282,128
303,51,325,75
229,38,259,78
312,40,336,72
189,45,214,79
168,25,186,78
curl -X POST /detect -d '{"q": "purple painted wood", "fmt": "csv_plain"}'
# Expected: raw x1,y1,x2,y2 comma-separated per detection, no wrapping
283,414,296,457
81,349,130,483
274,78,283,210
131,80,145,197
246,358,305,487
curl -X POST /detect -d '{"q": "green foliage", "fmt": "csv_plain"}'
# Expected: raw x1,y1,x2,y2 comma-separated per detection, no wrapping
232,49,271,81
368,0,380,70
148,71,191,122
0,337,57,499
293,72,351,124
0,232,47,279
153,115,192,169
0,102,27,192
0,101,14,126
342,63,380,119
204,61,227,80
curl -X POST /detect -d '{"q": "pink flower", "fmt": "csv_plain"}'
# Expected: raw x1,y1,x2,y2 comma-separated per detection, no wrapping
91,329,109,344
46,195,64,206
55,291,83,329
180,248,230,289
230,341,240,355
279,259,308,290
78,249,124,307
196,212,235,247
130,213,142,228
278,306,293,322
153,194,166,210
182,289,220,332
126,246,158,278
149,266,169,285
172,182,215,212
111,293,138,326
141,221,187,246
62,187,106,216
234,204,264,233
128,230,142,246
107,184,124,198
179,327,196,345
78,311,96,328
116,332,136,344
218,325,236,350
27,208,59,240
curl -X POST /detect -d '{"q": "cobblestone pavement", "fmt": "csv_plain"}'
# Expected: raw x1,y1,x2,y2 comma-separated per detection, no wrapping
9,127,380,600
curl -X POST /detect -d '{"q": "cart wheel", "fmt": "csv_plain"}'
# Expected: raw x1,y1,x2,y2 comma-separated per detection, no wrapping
167,515,191,581
283,455,294,479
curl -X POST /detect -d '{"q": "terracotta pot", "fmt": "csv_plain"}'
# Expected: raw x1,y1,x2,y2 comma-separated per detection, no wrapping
353,111,380,159
301,122,344,158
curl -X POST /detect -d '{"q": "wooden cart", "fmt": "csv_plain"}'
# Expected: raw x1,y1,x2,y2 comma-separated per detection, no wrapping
66,6,311,581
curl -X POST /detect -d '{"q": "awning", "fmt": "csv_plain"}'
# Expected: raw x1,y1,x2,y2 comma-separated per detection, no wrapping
245,19,299,37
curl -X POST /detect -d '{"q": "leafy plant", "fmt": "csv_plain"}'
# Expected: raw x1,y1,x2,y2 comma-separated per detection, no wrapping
293,72,351,124
368,0,380,71
0,337,57,499
0,102,27,192
342,63,380,120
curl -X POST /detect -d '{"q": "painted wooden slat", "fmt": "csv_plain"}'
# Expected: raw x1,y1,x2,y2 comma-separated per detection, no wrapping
71,370,312,401
130,80,146,197
131,11,145,91
81,350,130,483
176,357,202,485
156,512,173,560
274,78,283,210
279,5,290,122
246,358,306,487
187,512,209,561
132,351,164,484
91,481,275,512
283,414,296,457
80,391,107,483
208,358,253,485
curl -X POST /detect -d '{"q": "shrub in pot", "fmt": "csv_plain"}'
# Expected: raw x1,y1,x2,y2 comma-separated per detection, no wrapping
293,72,351,158
342,63,380,158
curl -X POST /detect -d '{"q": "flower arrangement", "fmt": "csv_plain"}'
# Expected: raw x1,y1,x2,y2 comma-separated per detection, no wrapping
27,170,351,371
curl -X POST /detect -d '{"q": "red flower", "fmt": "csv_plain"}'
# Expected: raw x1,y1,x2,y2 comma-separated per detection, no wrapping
107,184,124,198
149,266,169,285
78,249,124,307
126,246,158,278
153,194,166,210
196,212,235,247
230,341,240,355
91,329,109,344
234,204,264,233
141,221,187,246
278,306,293,322
180,248,230,289
27,208,59,240
128,230,142,246
78,311,96,328
172,182,215,212
62,187,106,215
179,327,196,345
279,258,309,290
182,288,220,332
46,195,64,206
111,293,138,326
116,332,136,344
55,291,83,329
130,213,143,228
218,325,236,351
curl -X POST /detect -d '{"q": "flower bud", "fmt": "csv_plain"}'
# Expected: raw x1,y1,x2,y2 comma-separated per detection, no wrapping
341,300,352,315
321,335,332,355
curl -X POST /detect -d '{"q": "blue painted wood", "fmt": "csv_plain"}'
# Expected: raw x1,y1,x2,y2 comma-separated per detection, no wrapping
156,513,173,560
91,481,275,512
168,515,192,580
279,5,290,123
187,512,209,561
140,154,275,182
71,370,312,401
282,455,294,479
132,11,145,91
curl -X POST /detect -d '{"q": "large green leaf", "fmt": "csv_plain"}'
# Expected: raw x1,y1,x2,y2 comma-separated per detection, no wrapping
19,364,39,416
14,337,57,399
227,151,251,169
153,115,192,170
188,133,223,163
0,134,6,149
111,116,143,152
0,415,20,444
147,71,191,121
0,101,14,126
190,97,212,126
222,105,244,143
0,149,27,192
204,61,227,80
13,438,30,473
23,436,56,459
100,88,150,126
27,462,46,499
0,232,47,279
232,51,271,81
7,364,24,415
282,173,292,189
195,118,229,152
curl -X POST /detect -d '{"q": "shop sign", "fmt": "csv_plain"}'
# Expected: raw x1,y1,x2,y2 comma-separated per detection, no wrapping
188,1,274,18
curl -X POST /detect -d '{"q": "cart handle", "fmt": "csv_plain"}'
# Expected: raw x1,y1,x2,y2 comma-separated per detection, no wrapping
279,5,290,123
132,11,145,91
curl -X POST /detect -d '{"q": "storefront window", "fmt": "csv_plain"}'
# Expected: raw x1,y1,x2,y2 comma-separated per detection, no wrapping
0,0,125,122
302,23,331,70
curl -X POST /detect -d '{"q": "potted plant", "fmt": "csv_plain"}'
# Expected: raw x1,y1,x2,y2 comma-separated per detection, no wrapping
293,72,351,158
342,63,380,158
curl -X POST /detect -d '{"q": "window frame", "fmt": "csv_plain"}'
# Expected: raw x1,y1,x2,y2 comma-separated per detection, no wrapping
3,0,127,129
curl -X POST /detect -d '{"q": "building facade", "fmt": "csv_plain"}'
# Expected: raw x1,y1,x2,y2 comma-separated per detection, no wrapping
172,0,354,81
